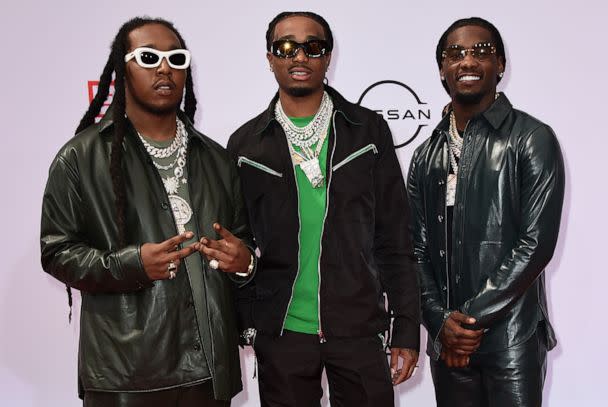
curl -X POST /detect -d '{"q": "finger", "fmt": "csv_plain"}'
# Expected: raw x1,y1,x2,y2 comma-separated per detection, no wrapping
395,355,414,384
162,231,194,250
389,349,399,377
213,223,237,242
450,311,477,325
200,237,234,255
168,244,199,261
454,326,484,339
200,244,231,263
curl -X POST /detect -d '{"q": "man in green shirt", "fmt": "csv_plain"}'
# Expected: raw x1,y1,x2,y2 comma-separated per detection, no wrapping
228,11,420,407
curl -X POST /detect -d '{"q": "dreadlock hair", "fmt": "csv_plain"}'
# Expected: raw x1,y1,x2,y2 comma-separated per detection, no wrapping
435,17,506,94
265,11,334,52
76,17,197,248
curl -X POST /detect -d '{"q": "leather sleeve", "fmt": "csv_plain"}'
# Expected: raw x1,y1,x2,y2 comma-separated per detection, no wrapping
40,153,151,293
375,117,420,351
461,125,565,328
406,146,450,359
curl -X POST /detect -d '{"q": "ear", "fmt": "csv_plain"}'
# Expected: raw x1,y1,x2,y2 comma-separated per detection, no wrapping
325,53,332,71
266,52,274,72
439,67,445,81
497,56,505,76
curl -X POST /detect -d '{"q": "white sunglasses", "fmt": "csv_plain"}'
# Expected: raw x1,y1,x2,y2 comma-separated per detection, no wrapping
124,47,191,69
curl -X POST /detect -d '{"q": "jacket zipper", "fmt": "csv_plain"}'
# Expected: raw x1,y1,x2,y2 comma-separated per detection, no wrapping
315,111,338,343
332,143,378,172
442,134,450,309
237,156,283,177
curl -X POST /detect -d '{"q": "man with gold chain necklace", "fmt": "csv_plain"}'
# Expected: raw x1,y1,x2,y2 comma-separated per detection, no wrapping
228,11,419,407
407,17,565,406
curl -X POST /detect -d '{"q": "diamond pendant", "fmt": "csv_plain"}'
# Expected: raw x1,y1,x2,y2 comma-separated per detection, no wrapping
300,158,324,188
163,177,180,195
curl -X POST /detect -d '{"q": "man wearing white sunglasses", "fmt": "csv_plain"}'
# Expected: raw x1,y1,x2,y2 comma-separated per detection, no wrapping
41,17,254,406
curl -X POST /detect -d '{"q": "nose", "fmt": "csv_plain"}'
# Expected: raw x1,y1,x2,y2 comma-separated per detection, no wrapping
292,46,309,62
460,51,479,68
156,56,172,75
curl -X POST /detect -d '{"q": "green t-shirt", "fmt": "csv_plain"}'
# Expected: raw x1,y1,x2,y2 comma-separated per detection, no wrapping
283,115,330,334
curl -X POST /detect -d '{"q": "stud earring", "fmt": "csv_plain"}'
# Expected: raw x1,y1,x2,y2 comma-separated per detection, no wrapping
440,75,445,80
269,66,274,72
498,72,504,78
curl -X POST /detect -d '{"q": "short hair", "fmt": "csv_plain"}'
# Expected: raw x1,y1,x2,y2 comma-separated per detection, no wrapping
435,17,506,94
265,11,334,52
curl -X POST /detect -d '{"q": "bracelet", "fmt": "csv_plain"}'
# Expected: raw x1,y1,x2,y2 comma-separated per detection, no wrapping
235,254,255,277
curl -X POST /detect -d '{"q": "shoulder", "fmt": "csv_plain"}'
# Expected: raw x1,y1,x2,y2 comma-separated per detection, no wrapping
228,110,269,151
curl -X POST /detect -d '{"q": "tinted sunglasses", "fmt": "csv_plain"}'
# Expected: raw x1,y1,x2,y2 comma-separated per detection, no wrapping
270,39,331,58
442,43,496,64
124,47,191,69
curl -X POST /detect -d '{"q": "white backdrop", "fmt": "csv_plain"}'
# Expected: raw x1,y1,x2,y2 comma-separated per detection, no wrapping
1,0,605,405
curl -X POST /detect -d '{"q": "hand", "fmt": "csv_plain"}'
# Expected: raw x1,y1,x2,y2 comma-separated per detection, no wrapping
140,232,198,280
198,223,251,274
390,348,419,385
439,311,484,355
440,347,470,368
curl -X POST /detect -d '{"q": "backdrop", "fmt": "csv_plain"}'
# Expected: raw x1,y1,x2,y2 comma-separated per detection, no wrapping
1,0,604,405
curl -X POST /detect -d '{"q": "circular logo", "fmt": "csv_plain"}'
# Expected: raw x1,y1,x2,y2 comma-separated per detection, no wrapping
357,80,431,149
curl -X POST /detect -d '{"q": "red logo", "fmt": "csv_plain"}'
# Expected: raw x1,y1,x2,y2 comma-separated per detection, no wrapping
87,80,115,121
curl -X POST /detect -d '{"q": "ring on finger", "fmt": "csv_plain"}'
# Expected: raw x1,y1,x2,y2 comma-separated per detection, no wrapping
169,270,176,279
209,259,220,270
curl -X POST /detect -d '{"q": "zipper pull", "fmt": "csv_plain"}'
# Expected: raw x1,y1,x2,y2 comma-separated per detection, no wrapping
318,330,327,343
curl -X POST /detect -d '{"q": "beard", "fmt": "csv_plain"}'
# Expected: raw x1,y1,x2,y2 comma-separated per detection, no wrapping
285,85,316,97
454,90,485,105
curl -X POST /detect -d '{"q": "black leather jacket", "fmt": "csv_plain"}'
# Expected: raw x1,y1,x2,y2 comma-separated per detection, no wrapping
228,86,419,349
407,94,564,359
40,109,251,400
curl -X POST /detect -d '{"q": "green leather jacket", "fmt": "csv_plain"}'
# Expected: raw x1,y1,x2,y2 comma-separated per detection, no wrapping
407,94,564,359
40,109,251,400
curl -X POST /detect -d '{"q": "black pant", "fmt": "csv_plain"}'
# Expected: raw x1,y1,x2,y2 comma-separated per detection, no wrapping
83,381,230,407
430,328,548,407
253,330,394,407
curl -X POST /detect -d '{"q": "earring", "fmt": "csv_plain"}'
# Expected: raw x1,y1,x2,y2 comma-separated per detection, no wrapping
269,65,274,72
498,72,504,78
440,75,445,80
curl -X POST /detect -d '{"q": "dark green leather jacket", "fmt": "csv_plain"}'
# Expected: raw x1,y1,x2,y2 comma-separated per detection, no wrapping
40,109,250,400
407,94,564,359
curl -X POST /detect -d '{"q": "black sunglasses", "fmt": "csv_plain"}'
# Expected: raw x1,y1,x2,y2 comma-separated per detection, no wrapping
270,39,331,58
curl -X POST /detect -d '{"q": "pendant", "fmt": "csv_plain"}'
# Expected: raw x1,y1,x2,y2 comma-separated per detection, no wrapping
163,176,180,195
300,158,324,188
446,174,457,206
169,195,193,234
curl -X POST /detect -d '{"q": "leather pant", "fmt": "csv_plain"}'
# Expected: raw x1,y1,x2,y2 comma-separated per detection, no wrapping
430,327,548,407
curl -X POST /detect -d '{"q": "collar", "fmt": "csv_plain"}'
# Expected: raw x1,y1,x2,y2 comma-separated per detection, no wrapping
252,85,362,136
435,92,513,135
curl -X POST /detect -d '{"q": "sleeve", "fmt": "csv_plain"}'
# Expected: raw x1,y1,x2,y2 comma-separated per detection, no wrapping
226,159,257,288
406,147,451,359
374,117,420,351
40,153,152,293
460,125,565,328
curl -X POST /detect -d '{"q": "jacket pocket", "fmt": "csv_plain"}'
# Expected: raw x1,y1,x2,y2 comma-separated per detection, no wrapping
237,156,283,177
332,144,378,172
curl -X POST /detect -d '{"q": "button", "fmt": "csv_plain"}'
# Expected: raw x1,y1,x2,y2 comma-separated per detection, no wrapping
161,202,169,210
439,250,445,257
193,343,201,351
458,240,462,245
438,179,445,186
455,274,461,283
441,285,447,291
438,215,444,222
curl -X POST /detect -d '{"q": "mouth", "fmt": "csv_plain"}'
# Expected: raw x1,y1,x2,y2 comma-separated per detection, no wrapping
457,74,481,82
153,80,176,95
288,66,312,81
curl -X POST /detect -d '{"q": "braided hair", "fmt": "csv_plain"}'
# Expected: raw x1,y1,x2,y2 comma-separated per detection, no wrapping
77,17,196,247
66,17,196,320
265,11,334,52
